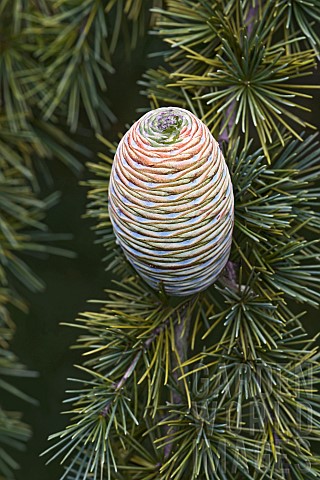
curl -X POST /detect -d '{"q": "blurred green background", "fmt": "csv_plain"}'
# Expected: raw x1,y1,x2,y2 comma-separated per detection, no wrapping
3,31,320,480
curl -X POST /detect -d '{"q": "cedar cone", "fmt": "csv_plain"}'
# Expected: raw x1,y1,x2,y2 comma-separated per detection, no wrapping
108,107,234,296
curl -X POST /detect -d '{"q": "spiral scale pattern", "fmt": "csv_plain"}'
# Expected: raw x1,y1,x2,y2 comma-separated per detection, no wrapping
108,107,234,296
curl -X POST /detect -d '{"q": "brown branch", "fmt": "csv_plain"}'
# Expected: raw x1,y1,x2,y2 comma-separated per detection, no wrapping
246,3,259,37
219,260,240,290
164,301,193,458
218,2,259,144
100,314,173,417
171,304,192,404
218,4,259,288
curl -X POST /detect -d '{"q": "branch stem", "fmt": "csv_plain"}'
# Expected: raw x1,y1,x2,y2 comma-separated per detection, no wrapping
171,305,192,404
164,301,193,458
218,3,258,143
100,311,177,417
218,4,259,287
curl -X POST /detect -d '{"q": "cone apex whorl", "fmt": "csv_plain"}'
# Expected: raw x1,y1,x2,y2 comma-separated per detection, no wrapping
108,107,234,296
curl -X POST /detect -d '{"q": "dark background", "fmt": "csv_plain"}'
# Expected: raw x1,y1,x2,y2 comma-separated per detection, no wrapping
5,36,320,479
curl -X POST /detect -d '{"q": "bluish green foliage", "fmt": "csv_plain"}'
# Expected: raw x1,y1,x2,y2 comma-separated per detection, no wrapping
40,1,320,479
